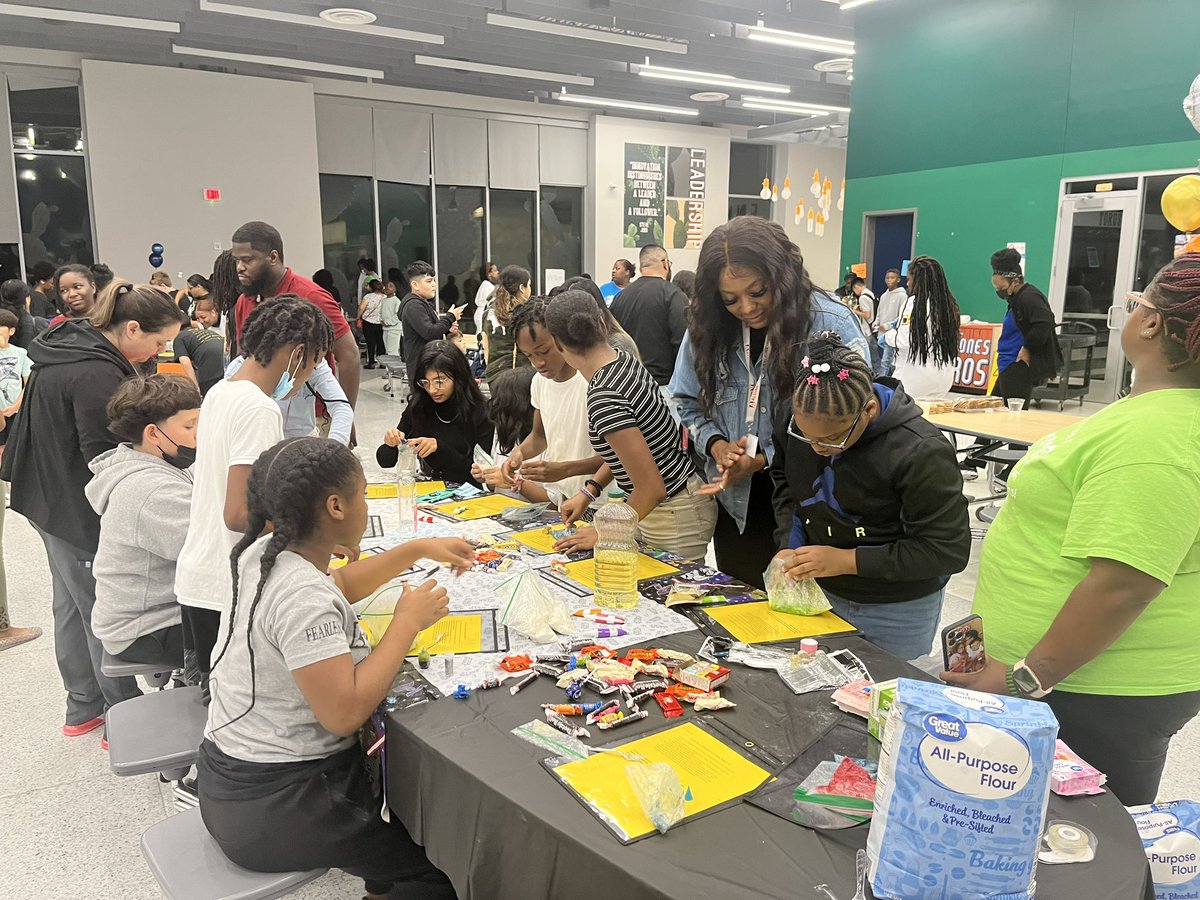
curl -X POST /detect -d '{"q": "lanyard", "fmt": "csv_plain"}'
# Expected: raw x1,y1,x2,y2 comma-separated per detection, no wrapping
743,323,767,430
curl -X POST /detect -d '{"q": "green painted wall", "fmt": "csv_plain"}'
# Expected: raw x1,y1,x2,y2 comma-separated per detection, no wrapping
841,0,1200,320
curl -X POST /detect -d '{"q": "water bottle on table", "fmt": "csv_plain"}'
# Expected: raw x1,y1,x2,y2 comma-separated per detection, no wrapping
396,442,418,535
592,487,639,610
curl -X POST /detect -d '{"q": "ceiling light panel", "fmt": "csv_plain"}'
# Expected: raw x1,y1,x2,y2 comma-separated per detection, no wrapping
746,25,855,55
0,2,179,32
487,13,687,55
841,0,884,9
741,96,851,114
199,0,443,45
637,64,789,94
414,55,593,86
171,44,384,79
553,93,698,117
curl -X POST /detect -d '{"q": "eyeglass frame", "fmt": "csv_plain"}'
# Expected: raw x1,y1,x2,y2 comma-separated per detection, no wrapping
417,375,453,390
1124,291,1159,315
787,404,867,451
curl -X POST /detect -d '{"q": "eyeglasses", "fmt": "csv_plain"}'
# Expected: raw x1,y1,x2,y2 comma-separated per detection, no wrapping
418,376,452,390
1125,291,1158,315
787,405,866,451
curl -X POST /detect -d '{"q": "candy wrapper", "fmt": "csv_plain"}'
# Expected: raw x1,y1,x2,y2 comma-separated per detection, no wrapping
626,761,686,834
1050,739,1106,796
496,568,574,643
764,558,832,616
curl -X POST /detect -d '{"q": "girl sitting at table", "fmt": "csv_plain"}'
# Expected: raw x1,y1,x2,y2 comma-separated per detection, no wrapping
770,332,971,659
198,437,473,899
377,340,494,487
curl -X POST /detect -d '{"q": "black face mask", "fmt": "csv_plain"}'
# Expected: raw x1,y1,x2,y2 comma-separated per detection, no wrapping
996,288,1011,300
157,428,197,470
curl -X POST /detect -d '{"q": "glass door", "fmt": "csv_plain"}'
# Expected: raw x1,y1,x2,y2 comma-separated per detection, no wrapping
1049,192,1139,402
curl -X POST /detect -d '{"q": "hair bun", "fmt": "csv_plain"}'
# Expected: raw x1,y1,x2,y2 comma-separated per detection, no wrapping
804,330,848,363
990,247,1022,275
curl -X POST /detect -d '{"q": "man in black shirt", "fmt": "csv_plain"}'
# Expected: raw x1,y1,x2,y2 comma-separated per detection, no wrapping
398,260,464,384
610,244,689,385
28,261,58,318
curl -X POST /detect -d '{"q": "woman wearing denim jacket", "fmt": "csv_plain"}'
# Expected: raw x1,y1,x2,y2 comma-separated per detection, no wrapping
670,217,871,587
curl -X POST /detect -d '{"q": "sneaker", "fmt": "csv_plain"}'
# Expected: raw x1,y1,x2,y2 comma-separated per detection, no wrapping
62,716,105,737
100,735,109,751
959,467,979,482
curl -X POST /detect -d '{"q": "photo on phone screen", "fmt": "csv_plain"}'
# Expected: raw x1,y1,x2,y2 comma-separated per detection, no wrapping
941,615,986,674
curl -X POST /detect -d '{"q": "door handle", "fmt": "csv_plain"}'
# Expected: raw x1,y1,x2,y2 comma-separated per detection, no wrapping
1106,305,1121,330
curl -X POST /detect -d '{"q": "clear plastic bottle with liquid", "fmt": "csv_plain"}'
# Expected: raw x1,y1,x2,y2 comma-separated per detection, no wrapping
592,487,639,610
395,443,418,536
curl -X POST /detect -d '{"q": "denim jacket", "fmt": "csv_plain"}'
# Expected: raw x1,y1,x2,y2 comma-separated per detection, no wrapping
669,294,871,531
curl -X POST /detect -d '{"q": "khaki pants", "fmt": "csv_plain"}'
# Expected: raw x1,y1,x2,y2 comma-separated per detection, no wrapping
637,474,718,563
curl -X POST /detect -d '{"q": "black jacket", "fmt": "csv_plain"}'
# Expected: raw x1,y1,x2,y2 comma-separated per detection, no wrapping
1,320,135,550
610,277,688,385
398,293,454,381
770,379,970,604
1007,283,1062,384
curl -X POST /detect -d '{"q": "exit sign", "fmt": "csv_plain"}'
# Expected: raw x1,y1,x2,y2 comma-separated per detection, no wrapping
204,188,221,201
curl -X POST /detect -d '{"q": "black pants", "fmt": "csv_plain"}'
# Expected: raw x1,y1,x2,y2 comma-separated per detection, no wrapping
1046,689,1200,805
198,740,452,896
116,624,185,667
712,471,777,590
362,321,385,366
993,360,1034,404
181,606,221,699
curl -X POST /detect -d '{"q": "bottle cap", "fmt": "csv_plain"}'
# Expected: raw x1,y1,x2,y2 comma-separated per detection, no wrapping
607,487,625,500
800,638,819,656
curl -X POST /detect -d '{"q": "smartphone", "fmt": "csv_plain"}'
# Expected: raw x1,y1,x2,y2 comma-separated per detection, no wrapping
941,614,986,674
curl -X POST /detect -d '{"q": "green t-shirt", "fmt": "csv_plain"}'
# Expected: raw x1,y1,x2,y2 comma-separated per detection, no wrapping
974,389,1200,696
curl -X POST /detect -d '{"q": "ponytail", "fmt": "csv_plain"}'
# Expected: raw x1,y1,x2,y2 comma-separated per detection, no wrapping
89,279,188,333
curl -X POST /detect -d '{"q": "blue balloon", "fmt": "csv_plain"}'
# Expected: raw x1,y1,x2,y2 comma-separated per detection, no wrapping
151,243,164,255
148,253,164,267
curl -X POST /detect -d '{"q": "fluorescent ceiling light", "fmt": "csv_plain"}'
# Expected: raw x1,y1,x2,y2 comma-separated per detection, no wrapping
746,25,854,55
487,12,687,55
171,44,384,79
637,63,789,95
415,55,593,86
553,93,698,117
0,2,179,33
840,0,884,8
742,96,851,114
199,0,443,45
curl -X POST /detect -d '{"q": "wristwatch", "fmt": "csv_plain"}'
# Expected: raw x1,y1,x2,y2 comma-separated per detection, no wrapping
1006,658,1052,699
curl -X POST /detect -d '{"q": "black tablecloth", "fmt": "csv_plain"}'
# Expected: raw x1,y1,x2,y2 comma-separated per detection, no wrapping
386,633,1152,900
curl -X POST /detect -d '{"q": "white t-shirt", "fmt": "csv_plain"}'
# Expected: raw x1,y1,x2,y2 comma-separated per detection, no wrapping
530,371,593,499
175,379,284,611
473,281,496,334
885,296,956,398
207,537,370,763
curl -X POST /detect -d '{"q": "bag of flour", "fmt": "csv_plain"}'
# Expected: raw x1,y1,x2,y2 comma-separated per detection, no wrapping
1129,800,1200,899
867,679,1058,900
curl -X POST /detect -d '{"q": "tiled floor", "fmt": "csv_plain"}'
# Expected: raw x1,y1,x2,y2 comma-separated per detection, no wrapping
1,379,1194,897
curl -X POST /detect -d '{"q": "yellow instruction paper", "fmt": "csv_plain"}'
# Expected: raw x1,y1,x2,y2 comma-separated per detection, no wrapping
510,524,592,554
562,554,678,589
554,722,770,841
366,481,447,500
705,602,855,643
438,495,526,520
405,614,483,656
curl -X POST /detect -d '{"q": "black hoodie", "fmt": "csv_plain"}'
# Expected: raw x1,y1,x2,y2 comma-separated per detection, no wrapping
398,292,454,382
770,379,970,604
2,320,135,551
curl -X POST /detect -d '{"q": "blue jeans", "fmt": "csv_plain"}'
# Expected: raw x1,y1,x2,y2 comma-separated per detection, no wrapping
821,587,945,661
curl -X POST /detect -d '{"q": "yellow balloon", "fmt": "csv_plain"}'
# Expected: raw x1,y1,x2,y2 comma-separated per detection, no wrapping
1161,174,1200,232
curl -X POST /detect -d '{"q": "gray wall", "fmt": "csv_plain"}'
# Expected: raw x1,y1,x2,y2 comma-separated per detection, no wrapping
81,59,323,282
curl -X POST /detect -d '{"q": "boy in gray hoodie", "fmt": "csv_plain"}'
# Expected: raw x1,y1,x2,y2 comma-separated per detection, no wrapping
87,375,200,665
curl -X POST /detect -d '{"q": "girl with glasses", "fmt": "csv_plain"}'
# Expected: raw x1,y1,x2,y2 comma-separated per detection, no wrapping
377,340,493,487
769,332,971,659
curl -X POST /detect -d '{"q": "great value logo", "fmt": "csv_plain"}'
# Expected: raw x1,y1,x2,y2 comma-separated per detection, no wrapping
923,713,966,742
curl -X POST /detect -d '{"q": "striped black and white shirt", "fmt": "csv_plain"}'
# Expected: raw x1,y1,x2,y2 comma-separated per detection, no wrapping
587,351,692,498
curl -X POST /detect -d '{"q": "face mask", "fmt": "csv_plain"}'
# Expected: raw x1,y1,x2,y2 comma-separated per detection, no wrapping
272,348,302,401
996,288,1010,300
156,427,197,470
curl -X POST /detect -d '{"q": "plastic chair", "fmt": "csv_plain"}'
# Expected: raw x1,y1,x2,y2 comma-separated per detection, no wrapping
101,650,177,689
106,686,206,779
141,807,327,900
1033,321,1097,409
377,354,407,399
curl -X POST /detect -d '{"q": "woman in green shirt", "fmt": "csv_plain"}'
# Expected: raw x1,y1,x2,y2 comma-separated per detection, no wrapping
945,253,1200,805
482,265,533,384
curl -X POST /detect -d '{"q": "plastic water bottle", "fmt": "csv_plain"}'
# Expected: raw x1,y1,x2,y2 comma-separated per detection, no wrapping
592,487,639,610
395,443,418,535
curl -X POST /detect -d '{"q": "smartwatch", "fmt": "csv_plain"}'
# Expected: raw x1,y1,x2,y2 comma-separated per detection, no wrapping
1008,659,1051,699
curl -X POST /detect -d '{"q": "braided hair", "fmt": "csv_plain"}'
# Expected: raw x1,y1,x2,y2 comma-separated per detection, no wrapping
240,293,333,367
1146,253,1200,373
792,332,875,418
210,437,362,732
510,295,550,345
904,256,961,367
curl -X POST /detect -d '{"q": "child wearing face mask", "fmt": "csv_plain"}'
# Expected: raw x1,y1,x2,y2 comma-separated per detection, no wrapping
88,375,200,665
175,296,332,697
